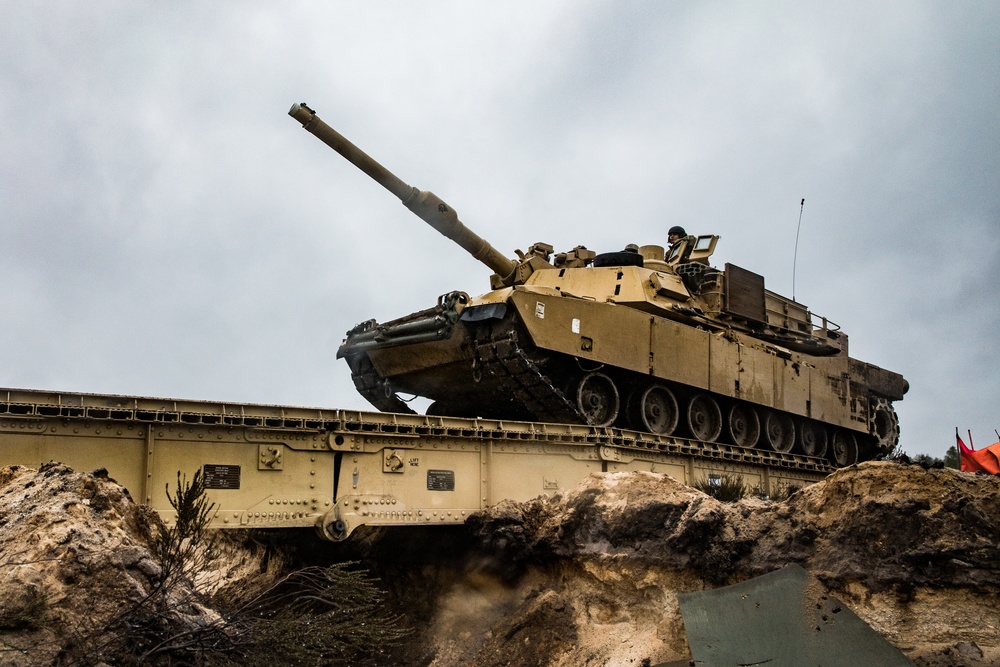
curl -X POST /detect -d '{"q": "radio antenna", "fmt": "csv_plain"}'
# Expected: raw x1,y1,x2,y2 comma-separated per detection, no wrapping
792,198,805,301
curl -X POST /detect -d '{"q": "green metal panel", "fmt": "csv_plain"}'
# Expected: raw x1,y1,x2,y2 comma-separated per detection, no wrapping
678,564,915,666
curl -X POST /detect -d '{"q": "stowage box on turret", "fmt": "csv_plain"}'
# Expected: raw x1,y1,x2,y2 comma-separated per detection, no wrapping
290,103,907,467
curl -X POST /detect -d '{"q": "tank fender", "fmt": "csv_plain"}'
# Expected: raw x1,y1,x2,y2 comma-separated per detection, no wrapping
848,358,909,400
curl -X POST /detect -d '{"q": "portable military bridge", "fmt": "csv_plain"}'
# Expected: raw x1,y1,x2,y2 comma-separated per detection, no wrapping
1,387,832,541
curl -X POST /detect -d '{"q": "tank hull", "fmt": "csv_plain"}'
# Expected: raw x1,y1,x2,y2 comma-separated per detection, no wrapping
342,279,906,466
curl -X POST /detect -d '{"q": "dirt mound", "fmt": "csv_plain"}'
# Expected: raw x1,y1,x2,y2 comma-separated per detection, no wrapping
2,462,999,666
470,462,1000,591
0,463,402,667
447,463,1000,666
0,463,223,665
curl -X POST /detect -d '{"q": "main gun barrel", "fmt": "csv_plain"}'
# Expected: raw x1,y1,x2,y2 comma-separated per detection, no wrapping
289,103,518,280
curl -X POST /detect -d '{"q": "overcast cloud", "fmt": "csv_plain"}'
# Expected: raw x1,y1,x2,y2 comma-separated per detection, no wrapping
2,2,997,457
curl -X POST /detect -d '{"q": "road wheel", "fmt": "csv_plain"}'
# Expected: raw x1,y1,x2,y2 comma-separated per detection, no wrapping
686,394,723,442
831,430,859,466
764,411,795,453
575,372,620,427
799,421,828,458
636,385,679,435
728,403,760,448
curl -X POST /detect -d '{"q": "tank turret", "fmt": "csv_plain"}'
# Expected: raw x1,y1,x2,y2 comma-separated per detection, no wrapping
290,102,907,468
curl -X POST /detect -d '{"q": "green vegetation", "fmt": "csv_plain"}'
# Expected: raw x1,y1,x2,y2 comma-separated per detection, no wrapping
694,474,802,502
887,446,958,470
155,469,217,581
943,445,959,469
693,473,748,502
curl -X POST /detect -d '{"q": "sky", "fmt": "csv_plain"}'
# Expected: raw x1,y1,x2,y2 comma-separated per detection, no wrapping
1,2,997,458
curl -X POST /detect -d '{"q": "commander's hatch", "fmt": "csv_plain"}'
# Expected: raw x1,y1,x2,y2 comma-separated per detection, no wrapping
666,234,719,265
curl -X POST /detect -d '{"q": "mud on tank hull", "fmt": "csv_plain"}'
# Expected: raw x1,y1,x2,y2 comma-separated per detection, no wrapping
339,288,906,469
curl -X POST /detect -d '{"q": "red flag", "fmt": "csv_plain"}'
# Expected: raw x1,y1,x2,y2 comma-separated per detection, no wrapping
957,430,974,455
958,429,1000,474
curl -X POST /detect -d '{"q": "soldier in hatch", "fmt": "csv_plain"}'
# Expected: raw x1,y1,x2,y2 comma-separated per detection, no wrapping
667,226,695,249
667,226,696,261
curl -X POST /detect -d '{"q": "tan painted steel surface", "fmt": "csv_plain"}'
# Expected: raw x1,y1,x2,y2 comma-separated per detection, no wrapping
0,388,828,541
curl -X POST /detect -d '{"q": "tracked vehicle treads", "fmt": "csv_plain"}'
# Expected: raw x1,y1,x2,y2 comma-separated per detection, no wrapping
290,103,908,468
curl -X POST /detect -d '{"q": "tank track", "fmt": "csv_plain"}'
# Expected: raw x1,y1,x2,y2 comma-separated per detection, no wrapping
348,355,417,415
347,330,584,424
473,330,586,424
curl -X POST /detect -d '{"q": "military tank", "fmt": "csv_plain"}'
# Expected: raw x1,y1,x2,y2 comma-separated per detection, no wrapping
289,103,908,467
